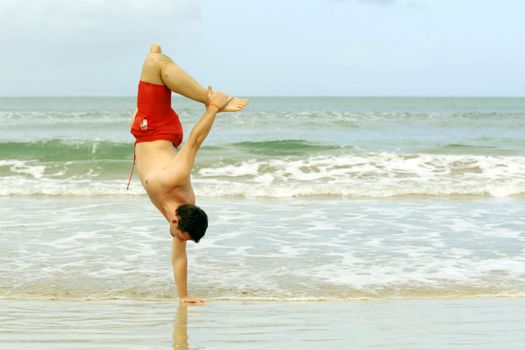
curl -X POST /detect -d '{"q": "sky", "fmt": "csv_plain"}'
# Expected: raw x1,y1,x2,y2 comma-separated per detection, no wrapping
0,0,524,96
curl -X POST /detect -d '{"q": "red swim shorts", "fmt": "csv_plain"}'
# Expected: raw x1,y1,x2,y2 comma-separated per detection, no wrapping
130,80,183,147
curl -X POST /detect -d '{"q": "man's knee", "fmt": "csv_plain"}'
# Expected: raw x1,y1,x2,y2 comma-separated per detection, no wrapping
145,53,172,70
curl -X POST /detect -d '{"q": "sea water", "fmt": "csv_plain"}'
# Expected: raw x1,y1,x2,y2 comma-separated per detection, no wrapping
0,96,524,301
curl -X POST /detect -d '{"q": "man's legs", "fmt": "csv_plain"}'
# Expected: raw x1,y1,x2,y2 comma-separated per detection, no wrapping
160,58,209,105
143,44,248,111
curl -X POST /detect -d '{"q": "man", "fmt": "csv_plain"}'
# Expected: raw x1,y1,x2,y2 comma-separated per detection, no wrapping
128,44,248,304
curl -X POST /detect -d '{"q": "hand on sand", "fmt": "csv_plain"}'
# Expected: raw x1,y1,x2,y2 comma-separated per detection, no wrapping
180,296,208,305
207,86,233,112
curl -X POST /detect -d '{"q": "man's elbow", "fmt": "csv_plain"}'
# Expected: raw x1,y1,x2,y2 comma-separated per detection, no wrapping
173,254,187,267
187,135,203,150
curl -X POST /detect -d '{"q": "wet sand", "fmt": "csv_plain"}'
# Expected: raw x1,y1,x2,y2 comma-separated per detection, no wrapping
1,298,524,349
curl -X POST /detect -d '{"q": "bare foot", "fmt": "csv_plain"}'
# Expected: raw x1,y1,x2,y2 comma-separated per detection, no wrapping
149,43,161,54
221,97,249,112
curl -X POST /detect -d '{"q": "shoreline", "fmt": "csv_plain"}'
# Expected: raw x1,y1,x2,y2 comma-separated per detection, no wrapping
2,294,525,303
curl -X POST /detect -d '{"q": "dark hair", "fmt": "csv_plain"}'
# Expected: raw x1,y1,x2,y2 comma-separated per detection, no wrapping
175,204,208,243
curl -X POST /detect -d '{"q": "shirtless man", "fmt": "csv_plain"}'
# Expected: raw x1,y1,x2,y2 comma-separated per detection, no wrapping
129,44,248,304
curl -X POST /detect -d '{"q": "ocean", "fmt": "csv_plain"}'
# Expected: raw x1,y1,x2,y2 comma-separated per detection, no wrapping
1,96,524,300
1,96,525,349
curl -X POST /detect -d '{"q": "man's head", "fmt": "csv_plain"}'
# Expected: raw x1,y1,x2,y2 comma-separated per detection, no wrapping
169,204,208,243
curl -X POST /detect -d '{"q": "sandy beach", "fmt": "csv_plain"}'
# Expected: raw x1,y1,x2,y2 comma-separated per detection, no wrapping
1,298,525,349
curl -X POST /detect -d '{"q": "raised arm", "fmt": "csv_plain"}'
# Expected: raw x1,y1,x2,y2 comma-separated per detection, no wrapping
187,87,230,148
172,87,233,182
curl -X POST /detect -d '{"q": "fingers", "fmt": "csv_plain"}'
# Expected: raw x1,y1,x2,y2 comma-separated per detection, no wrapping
210,92,230,109
207,87,243,112
207,86,213,102
182,300,207,306
180,297,208,305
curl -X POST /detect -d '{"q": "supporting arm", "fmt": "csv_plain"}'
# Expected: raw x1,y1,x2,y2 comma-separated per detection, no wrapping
172,238,189,299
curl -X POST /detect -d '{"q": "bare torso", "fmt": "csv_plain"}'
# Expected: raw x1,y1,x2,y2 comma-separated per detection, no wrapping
135,141,195,220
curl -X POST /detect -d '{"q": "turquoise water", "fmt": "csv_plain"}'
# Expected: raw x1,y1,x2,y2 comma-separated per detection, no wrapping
1,97,524,197
0,97,524,300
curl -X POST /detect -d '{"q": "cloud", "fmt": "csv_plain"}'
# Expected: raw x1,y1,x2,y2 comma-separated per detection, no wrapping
0,0,203,52
331,0,397,4
331,0,426,10
0,0,206,96
359,0,396,4
406,0,426,10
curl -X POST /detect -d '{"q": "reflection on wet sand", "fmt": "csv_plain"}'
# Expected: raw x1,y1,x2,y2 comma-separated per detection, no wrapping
172,305,189,350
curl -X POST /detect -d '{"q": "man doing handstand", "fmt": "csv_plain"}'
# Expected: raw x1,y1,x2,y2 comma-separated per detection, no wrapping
128,44,248,304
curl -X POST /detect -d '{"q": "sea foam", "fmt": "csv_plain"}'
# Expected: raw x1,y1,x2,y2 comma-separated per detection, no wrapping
1,197,524,301
1,153,524,197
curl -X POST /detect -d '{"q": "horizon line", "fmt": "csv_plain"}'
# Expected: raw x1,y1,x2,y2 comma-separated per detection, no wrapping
1,95,524,99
